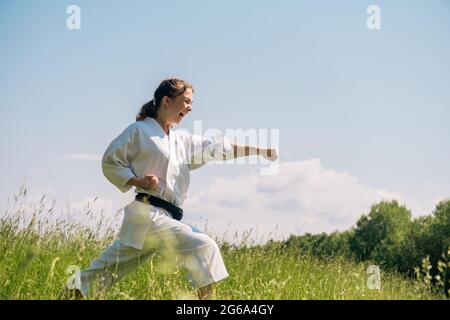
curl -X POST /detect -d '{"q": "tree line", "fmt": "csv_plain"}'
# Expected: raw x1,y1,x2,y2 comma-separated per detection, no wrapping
282,199,450,296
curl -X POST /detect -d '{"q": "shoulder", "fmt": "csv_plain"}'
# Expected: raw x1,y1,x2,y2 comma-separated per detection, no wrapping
125,118,158,135
110,122,146,144
124,121,140,131
115,122,140,138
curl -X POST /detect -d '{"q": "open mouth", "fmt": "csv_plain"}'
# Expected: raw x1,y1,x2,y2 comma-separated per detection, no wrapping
178,111,187,118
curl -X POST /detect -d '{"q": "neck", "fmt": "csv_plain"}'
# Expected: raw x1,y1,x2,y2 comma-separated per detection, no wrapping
154,115,172,135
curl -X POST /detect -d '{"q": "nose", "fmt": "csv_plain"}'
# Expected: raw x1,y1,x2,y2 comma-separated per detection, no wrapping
186,105,193,112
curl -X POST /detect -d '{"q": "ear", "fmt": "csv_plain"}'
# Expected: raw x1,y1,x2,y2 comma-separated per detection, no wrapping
162,96,170,108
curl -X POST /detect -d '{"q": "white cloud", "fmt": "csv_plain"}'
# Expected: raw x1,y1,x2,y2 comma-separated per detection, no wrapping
66,196,120,232
183,159,443,243
4,158,447,245
62,192,136,234
0,190,133,238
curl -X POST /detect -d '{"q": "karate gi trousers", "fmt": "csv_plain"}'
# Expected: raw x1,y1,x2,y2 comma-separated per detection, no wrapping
75,200,229,297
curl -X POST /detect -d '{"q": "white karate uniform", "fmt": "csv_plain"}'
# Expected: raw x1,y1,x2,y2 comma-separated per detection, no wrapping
75,117,234,297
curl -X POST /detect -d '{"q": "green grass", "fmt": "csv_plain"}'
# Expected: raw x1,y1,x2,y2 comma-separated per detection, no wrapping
0,192,443,300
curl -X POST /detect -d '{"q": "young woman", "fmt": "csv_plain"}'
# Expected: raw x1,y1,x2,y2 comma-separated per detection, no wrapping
64,77,278,299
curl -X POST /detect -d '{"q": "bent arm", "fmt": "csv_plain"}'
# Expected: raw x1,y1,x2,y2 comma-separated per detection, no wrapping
126,176,143,188
102,125,139,193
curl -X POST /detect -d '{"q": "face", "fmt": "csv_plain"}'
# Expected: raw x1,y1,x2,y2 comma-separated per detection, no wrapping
163,87,194,124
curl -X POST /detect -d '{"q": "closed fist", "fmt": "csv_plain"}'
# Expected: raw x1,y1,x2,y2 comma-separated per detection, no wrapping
140,174,159,191
261,148,278,161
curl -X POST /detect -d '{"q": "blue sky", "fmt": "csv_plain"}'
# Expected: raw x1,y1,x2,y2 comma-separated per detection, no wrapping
1,0,449,239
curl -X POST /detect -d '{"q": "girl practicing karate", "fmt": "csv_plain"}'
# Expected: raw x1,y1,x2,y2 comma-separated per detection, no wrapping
63,77,278,299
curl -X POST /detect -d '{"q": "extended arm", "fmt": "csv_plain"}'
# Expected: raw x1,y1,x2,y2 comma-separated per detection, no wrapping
231,143,278,161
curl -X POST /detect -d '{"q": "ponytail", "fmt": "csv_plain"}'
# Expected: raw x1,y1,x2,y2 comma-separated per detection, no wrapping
136,98,158,121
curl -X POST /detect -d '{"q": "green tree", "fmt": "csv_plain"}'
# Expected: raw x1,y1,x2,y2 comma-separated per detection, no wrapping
349,200,412,269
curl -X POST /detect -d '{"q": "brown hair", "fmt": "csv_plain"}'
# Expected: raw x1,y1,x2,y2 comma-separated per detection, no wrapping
136,77,194,121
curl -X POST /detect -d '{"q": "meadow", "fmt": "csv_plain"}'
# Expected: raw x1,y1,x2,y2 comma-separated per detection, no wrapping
0,189,443,300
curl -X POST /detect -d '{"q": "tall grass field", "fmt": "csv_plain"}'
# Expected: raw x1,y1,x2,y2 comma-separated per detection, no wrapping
0,189,444,300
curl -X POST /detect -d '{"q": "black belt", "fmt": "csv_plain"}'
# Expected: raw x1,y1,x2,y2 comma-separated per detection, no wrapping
135,193,183,221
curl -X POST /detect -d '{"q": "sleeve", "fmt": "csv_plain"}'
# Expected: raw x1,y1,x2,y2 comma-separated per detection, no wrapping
187,133,234,171
101,124,139,193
